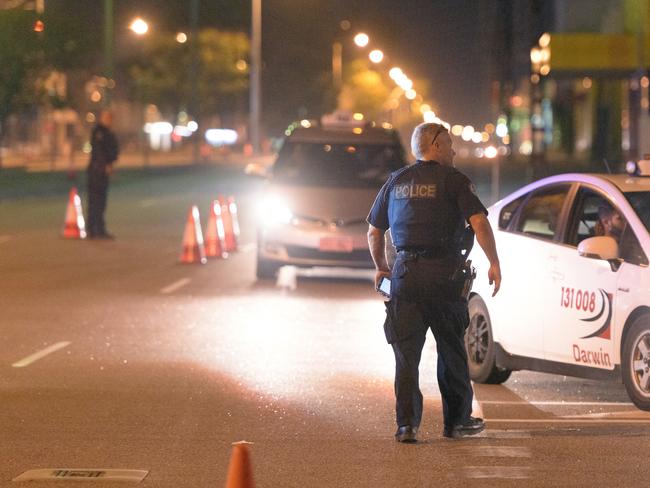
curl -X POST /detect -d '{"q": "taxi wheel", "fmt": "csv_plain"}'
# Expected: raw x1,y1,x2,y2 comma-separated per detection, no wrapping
466,295,511,384
622,314,650,411
256,257,280,280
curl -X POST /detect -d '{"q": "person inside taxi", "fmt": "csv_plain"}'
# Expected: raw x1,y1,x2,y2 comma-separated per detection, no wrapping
596,204,626,242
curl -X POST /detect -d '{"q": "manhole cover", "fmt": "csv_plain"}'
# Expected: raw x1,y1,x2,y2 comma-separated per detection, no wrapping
13,469,148,482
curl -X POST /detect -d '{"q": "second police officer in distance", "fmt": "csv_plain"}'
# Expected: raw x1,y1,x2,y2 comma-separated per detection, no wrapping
367,122,501,442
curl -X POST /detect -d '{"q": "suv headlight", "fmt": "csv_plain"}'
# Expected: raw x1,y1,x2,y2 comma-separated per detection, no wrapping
257,195,293,227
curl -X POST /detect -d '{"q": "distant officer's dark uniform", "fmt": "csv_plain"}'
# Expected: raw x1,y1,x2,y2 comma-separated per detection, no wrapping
367,159,487,431
87,122,119,237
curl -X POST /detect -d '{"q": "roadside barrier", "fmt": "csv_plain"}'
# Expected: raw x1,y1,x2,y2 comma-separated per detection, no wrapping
205,200,228,259
220,195,240,253
225,441,255,488
62,187,87,239
179,205,207,264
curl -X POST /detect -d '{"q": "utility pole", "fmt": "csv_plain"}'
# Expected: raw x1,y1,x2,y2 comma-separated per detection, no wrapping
103,0,113,106
250,0,262,154
190,0,200,163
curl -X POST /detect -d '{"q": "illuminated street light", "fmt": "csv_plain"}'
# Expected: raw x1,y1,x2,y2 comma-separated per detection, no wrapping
405,89,417,100
389,67,403,80
176,32,188,43
369,49,384,63
129,17,149,35
354,32,369,47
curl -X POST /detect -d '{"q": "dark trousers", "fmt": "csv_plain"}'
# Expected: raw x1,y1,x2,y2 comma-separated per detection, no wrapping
87,169,108,235
388,255,473,429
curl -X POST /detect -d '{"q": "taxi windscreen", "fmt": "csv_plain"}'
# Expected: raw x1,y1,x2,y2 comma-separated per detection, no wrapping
273,141,405,187
625,191,650,233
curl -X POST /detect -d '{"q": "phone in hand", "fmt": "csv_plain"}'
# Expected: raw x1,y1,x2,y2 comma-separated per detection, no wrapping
377,276,391,298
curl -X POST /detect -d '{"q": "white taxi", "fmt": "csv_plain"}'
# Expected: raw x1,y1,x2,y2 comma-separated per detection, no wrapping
467,159,650,410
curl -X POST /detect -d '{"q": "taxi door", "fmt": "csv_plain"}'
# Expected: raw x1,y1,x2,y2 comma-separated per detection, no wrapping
542,186,617,370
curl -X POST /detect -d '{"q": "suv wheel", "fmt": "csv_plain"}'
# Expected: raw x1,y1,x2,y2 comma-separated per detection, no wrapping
622,314,650,411
465,295,512,384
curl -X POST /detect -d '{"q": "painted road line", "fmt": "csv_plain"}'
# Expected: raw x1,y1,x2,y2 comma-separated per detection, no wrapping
12,342,71,368
240,242,257,253
13,469,148,482
561,410,650,419
0,235,12,244
464,466,531,480
486,418,650,424
140,198,157,208
479,400,634,406
471,382,484,418
160,278,191,294
468,446,532,458
482,430,532,439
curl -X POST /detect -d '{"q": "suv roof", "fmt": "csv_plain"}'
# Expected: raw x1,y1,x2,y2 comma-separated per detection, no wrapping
287,126,401,145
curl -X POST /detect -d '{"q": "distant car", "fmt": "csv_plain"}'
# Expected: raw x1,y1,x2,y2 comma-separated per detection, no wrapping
467,160,650,409
251,120,407,279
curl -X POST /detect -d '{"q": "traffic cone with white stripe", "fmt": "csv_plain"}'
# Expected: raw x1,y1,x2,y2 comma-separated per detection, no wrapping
62,187,87,239
220,195,240,253
179,205,207,264
225,441,255,488
205,199,227,259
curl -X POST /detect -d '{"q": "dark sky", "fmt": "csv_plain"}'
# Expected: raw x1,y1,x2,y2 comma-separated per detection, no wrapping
49,0,496,130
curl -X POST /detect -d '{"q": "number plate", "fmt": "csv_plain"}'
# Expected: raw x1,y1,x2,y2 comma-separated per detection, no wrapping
319,236,354,253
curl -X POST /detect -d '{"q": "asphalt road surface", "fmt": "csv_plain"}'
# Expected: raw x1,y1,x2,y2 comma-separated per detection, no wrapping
2,163,649,487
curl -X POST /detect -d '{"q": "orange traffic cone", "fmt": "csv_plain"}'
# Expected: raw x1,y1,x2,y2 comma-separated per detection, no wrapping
179,205,207,264
220,195,240,253
225,441,255,488
205,200,227,259
62,187,87,239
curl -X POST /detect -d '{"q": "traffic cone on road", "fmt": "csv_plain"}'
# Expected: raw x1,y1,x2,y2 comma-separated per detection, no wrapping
220,195,240,253
205,200,227,259
225,441,255,488
62,187,86,239
179,205,207,264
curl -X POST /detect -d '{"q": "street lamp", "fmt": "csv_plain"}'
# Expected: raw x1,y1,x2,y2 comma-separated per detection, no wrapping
129,17,149,36
369,49,384,64
354,32,369,47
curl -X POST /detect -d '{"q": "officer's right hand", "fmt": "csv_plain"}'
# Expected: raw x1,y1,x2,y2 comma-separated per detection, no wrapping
374,269,391,291
488,262,501,296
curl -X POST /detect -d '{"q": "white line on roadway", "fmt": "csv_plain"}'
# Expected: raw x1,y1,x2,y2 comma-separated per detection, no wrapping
160,278,191,294
12,342,71,368
486,418,650,424
0,235,12,244
479,400,634,406
240,242,257,253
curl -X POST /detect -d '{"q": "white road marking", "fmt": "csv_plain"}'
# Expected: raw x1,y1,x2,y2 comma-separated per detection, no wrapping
464,446,532,458
479,400,634,406
240,242,257,253
561,410,650,419
471,382,484,418
486,418,650,424
12,342,71,368
482,430,532,439
160,278,191,294
464,466,531,479
0,235,12,244
140,198,157,208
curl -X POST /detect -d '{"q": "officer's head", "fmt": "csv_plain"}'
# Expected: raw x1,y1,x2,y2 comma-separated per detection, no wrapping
98,110,113,128
411,122,455,166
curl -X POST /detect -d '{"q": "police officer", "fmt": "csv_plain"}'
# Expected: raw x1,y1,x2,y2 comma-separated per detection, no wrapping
87,110,119,239
367,122,501,442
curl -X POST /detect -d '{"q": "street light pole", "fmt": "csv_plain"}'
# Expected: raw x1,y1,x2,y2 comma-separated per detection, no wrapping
103,0,113,105
250,0,262,154
190,0,200,163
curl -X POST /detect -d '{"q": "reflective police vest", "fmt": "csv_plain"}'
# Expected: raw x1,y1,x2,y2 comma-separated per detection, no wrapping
387,160,465,255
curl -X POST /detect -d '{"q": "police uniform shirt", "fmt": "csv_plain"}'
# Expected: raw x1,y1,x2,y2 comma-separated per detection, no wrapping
367,160,487,252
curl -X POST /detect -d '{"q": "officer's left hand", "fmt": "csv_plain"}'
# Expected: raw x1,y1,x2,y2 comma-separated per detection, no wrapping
374,269,391,291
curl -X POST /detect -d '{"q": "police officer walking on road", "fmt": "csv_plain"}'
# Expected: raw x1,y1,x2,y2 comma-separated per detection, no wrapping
87,109,119,239
367,122,501,442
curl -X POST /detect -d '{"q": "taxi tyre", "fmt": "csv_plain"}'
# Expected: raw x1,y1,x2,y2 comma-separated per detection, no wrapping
256,256,280,280
621,314,650,411
466,295,512,384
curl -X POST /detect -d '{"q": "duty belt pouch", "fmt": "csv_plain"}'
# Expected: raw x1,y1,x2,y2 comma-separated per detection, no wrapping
451,259,476,300
383,298,424,344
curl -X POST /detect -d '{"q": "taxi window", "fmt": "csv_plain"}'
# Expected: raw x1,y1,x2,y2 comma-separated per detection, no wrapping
619,226,649,266
499,195,525,230
514,185,570,240
565,188,612,246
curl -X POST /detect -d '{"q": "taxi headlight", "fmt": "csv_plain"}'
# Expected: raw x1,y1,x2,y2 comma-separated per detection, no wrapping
257,195,293,227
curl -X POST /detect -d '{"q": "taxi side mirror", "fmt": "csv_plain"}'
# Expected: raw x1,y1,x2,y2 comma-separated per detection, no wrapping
578,236,621,271
245,162,270,179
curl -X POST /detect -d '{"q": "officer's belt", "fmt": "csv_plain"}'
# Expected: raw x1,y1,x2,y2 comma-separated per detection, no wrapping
397,248,456,260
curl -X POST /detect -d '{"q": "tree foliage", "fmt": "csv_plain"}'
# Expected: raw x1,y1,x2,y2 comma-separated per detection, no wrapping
126,28,249,119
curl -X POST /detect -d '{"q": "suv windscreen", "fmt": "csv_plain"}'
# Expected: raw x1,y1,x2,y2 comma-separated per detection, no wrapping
625,191,650,233
273,141,405,187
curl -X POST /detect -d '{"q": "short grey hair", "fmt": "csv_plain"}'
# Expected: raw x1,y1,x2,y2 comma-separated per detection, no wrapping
410,122,446,160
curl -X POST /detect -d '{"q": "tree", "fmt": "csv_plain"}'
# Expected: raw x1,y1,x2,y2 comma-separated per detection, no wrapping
125,28,249,120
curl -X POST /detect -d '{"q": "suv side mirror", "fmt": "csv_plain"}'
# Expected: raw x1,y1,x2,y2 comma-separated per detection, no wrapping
578,236,621,271
245,162,269,179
